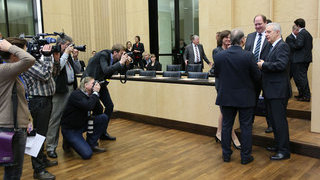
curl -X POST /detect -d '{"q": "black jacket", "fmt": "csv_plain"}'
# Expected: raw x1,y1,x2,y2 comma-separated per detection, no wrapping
244,32,271,61
82,50,124,80
55,55,78,93
132,42,144,59
146,61,161,71
261,40,292,99
291,29,313,63
214,46,261,107
61,89,103,129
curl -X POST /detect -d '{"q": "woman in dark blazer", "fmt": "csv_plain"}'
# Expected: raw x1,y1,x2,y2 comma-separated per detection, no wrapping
146,54,161,71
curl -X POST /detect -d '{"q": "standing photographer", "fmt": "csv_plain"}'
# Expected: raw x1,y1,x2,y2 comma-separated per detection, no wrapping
22,44,59,180
82,44,130,141
46,35,81,159
60,77,108,159
0,38,35,180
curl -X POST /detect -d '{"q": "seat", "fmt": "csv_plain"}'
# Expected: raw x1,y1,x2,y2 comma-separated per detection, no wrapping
187,72,209,79
139,70,156,77
167,64,181,71
126,69,136,76
163,71,181,78
187,64,202,72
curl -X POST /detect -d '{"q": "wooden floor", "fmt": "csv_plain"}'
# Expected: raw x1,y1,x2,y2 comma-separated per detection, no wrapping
1,118,320,180
287,96,311,111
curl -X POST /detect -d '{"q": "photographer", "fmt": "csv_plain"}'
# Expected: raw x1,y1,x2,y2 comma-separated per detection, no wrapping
0,38,35,180
82,44,130,141
46,35,81,159
22,44,59,180
60,77,108,159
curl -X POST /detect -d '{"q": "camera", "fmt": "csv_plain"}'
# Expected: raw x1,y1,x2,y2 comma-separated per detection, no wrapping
71,44,86,52
21,32,64,59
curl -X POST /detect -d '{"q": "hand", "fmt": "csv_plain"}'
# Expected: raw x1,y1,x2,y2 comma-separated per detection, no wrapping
93,82,101,92
64,45,74,54
126,56,132,66
133,50,139,53
257,60,264,69
72,49,79,60
185,60,188,65
120,53,128,65
42,44,52,53
0,39,12,52
209,62,213,67
27,122,33,134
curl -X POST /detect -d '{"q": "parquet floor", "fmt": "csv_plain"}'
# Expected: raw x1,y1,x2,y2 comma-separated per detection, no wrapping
1,118,320,180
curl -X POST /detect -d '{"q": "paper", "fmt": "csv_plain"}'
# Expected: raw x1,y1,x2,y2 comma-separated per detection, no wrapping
25,133,46,157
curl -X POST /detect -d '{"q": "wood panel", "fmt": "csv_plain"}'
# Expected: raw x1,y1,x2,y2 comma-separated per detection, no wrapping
1,118,320,179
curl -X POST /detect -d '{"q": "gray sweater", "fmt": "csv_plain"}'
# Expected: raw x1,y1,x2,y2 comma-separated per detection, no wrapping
0,45,35,128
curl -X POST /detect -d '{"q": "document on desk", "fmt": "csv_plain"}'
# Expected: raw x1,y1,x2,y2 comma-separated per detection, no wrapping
25,133,46,157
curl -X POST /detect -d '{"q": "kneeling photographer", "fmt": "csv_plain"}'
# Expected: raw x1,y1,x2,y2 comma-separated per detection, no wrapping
60,77,108,159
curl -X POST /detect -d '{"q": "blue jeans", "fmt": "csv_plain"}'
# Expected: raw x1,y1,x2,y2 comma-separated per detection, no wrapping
0,128,27,180
61,114,108,159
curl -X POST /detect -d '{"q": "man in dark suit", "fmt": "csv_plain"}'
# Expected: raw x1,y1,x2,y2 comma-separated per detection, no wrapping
290,18,313,102
132,35,145,69
257,23,291,160
244,14,273,133
183,35,212,71
82,44,130,141
214,29,261,165
285,25,299,79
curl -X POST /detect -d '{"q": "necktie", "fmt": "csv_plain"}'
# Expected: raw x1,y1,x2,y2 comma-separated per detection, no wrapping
254,33,262,62
195,45,200,63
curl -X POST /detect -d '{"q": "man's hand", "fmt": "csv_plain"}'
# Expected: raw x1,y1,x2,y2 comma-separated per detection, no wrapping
65,45,74,54
72,49,79,60
257,60,264,69
185,60,188,65
93,82,101,93
209,62,213,67
126,56,132,66
120,53,128,65
0,39,12,52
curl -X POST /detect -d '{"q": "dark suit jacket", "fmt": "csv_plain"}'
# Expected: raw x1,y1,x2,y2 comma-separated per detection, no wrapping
214,46,261,107
82,50,124,81
183,43,210,68
132,42,145,59
61,89,103,130
261,40,292,99
285,33,296,64
146,61,161,71
291,29,313,63
245,32,271,61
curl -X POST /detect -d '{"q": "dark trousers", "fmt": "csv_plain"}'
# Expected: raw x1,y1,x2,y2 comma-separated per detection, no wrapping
28,96,52,173
265,98,290,155
1,128,27,180
134,57,144,69
292,62,310,98
61,114,109,159
220,106,254,159
99,85,114,134
254,82,271,127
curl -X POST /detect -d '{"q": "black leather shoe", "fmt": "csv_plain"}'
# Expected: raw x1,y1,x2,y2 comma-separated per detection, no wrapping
294,95,302,99
270,153,290,160
241,156,254,165
47,151,57,158
223,156,231,162
100,133,116,141
44,159,58,168
266,146,277,152
91,146,106,153
33,170,55,180
265,127,273,133
298,97,310,102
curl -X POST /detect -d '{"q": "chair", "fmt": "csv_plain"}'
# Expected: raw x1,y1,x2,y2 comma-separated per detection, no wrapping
167,64,181,71
139,70,156,77
187,64,202,72
163,71,181,78
126,69,136,76
187,72,209,79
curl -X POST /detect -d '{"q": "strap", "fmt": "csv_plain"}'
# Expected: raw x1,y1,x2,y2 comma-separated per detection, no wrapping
12,82,18,129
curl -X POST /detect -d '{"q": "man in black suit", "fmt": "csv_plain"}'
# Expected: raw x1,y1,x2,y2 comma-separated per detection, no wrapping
132,35,145,69
290,18,313,102
214,29,261,165
257,23,291,160
244,14,273,133
183,35,212,71
285,25,299,79
82,44,130,141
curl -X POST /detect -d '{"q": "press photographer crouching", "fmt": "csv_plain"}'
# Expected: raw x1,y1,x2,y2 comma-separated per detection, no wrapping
60,77,108,159
0,38,35,179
